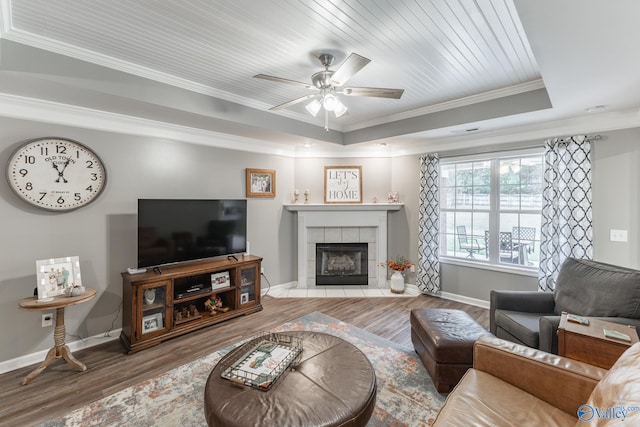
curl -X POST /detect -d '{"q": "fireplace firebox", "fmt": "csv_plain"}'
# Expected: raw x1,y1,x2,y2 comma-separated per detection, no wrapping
316,243,368,285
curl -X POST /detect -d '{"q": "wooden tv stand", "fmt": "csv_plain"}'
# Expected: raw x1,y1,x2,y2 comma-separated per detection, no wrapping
120,255,262,353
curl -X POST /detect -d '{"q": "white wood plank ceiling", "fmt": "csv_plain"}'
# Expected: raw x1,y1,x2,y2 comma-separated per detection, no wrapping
2,0,640,149
4,0,541,130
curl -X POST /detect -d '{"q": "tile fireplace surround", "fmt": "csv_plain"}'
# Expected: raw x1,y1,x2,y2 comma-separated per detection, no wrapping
285,204,403,288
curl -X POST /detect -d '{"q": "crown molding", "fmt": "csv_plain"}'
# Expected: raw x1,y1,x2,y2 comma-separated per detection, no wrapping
0,25,332,129
1,27,271,109
390,108,640,157
2,90,638,161
0,93,298,157
342,80,547,132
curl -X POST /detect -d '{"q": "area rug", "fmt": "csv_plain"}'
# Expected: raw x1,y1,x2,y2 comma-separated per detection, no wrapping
37,311,445,427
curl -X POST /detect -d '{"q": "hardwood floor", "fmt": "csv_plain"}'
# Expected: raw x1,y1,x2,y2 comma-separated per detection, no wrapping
0,295,488,426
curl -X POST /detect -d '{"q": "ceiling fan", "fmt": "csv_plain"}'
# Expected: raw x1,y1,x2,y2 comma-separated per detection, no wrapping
254,53,404,130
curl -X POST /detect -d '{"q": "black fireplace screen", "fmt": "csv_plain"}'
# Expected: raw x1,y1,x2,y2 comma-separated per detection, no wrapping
316,243,368,285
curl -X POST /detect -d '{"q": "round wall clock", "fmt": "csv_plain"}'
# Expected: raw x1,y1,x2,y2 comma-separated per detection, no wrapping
6,137,107,211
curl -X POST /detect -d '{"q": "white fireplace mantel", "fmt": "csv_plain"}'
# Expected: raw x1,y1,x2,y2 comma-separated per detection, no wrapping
285,203,403,212
285,204,404,287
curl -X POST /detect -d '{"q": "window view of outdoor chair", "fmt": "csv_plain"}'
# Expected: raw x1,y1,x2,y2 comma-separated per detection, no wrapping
498,231,519,264
484,230,529,264
512,227,536,253
456,226,482,258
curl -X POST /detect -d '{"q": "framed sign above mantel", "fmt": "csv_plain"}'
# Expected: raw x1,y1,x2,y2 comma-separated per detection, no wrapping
324,165,362,204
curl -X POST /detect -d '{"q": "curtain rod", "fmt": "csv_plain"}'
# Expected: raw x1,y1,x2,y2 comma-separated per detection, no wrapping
558,134,601,142
437,134,602,159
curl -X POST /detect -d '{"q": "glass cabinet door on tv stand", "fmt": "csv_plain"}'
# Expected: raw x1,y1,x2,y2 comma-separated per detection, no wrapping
138,281,171,340
239,264,260,307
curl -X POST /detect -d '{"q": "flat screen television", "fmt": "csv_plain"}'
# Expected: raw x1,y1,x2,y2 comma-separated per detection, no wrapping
137,199,247,269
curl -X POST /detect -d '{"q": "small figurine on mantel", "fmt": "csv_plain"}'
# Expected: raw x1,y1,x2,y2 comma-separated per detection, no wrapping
204,295,229,315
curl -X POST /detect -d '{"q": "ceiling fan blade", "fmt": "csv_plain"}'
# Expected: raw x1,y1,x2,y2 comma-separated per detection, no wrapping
329,53,371,86
341,87,404,99
254,74,312,88
269,94,318,110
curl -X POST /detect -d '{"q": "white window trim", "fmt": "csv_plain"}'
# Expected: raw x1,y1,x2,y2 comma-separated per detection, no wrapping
440,256,539,277
440,147,544,273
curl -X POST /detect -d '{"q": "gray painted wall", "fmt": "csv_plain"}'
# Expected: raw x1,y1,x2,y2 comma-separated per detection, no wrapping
591,129,640,267
0,117,296,363
2,113,639,365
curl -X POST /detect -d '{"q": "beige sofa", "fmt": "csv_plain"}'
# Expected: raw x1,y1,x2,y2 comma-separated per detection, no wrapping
433,335,640,426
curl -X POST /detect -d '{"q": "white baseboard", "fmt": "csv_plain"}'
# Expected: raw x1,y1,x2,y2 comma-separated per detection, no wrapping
1,291,487,374
262,281,295,295
0,329,122,375
439,292,489,309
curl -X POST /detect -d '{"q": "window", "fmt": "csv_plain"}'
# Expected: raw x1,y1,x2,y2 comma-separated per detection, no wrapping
440,151,543,269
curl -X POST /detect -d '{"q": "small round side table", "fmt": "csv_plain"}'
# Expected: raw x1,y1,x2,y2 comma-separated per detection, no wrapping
18,288,97,385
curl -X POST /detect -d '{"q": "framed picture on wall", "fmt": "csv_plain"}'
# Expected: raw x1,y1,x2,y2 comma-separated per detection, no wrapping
324,166,362,204
35,256,82,300
246,168,276,198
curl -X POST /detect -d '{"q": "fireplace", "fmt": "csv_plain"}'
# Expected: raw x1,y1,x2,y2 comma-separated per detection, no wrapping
316,243,368,285
285,203,402,287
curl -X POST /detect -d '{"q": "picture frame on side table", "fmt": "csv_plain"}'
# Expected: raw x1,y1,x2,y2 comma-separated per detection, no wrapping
246,168,276,198
142,312,163,334
36,256,82,300
324,166,362,204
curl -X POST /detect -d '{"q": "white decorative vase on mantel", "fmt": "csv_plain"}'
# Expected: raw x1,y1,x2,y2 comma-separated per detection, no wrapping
390,270,405,294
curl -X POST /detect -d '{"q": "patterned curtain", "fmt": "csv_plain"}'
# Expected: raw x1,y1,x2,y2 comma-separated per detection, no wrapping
417,154,440,294
538,135,593,292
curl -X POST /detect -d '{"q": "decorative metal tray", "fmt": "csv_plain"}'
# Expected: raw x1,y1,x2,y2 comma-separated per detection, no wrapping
219,332,303,391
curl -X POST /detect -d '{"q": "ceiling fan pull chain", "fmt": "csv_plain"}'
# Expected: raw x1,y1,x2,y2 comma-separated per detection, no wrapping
324,109,329,132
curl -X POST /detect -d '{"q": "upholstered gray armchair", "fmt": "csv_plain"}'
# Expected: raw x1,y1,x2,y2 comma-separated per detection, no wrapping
490,257,640,354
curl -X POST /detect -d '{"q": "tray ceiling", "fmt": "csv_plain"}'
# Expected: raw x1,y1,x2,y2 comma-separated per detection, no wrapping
0,0,639,151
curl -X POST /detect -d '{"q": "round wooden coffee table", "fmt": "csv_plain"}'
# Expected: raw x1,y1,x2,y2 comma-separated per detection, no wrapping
204,331,377,427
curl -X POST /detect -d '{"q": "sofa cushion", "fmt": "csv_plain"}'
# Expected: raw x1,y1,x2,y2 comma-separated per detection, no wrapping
433,369,576,427
493,309,552,349
554,258,640,318
580,342,640,425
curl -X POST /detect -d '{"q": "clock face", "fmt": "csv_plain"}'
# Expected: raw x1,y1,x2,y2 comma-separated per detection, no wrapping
6,137,107,211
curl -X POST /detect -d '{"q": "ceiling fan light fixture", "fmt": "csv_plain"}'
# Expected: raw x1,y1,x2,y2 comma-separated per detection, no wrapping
323,94,337,111
333,99,348,117
255,52,402,129
305,99,322,117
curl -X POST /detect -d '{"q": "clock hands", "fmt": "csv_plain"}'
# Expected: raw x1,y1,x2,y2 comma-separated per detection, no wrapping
52,158,71,183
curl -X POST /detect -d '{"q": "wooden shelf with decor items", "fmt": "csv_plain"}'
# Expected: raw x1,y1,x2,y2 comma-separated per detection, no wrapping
120,255,262,353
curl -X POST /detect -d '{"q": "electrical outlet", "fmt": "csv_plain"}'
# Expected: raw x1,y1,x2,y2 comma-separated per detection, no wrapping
610,229,628,242
261,267,265,274
42,313,53,327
